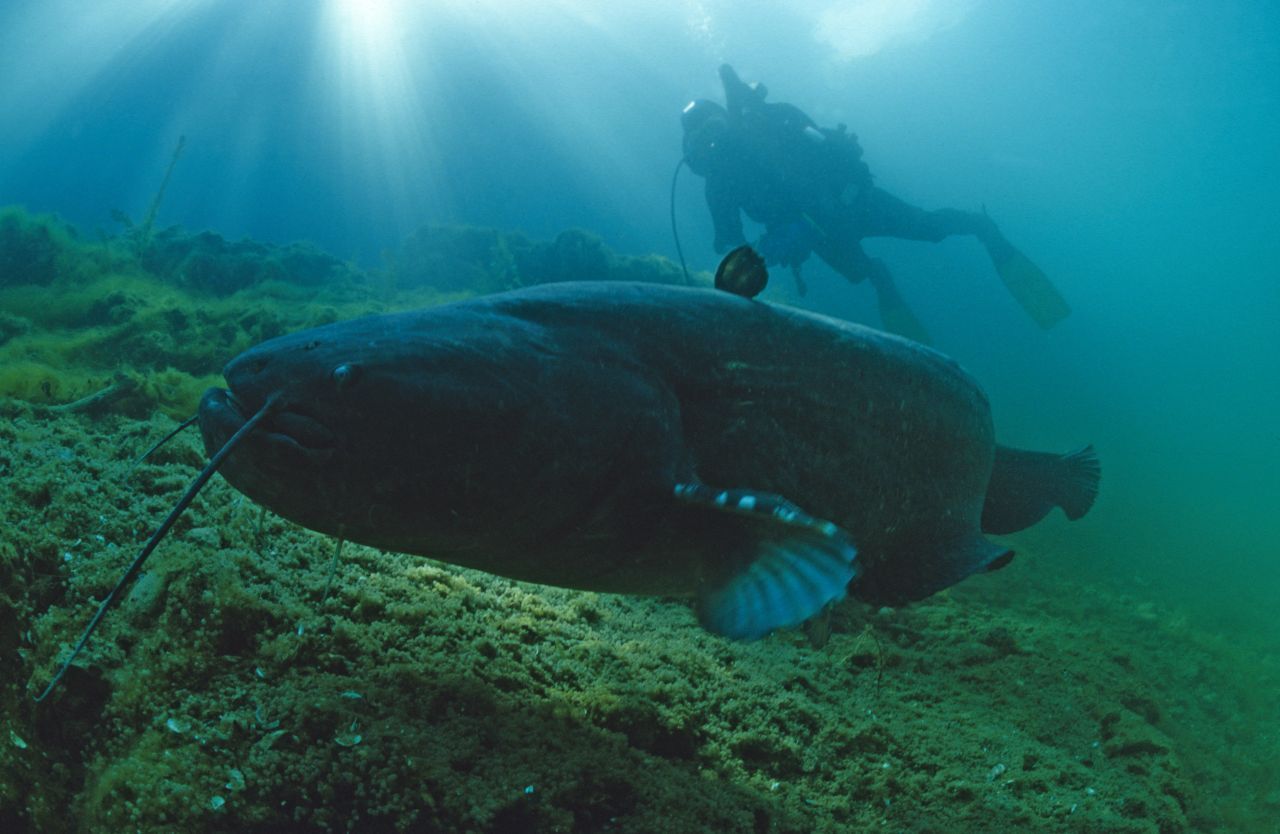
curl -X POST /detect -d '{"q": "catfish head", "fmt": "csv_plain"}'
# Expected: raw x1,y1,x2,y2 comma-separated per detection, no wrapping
197,307,570,556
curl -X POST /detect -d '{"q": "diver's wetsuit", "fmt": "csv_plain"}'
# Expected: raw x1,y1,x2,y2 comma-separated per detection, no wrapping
685,64,1062,342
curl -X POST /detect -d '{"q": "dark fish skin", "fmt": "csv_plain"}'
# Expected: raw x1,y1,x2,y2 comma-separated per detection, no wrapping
198,282,1036,605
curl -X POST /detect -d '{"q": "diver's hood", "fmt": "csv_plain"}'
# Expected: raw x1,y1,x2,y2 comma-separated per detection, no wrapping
681,101,729,176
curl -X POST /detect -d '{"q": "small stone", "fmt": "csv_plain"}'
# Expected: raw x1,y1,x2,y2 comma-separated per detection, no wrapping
335,721,362,747
209,796,226,811
125,572,165,619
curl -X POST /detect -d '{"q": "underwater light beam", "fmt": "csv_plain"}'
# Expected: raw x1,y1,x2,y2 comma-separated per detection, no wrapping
0,0,209,149
810,0,977,60
315,0,451,235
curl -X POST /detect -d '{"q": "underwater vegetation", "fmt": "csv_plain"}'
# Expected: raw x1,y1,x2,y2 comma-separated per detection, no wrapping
0,208,1276,832
392,225,691,295
0,208,697,421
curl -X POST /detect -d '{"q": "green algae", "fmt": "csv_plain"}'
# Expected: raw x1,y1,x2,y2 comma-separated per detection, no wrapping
0,209,703,421
1,210,1275,832
1,399,1277,833
0,206,105,290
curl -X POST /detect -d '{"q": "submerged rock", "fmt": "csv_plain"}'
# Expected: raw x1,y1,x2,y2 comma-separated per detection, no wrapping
2,406,1275,832
392,224,696,293
141,228,364,296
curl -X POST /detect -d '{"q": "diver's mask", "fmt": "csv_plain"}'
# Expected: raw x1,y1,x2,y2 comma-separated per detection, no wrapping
681,99,729,176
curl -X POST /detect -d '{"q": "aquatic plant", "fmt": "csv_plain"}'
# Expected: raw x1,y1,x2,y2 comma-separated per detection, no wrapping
138,135,186,249
111,134,187,259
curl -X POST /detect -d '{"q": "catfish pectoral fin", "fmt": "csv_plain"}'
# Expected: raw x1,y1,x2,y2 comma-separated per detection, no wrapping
672,483,858,640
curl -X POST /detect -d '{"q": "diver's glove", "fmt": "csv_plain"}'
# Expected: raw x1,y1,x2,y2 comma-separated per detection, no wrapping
758,220,819,267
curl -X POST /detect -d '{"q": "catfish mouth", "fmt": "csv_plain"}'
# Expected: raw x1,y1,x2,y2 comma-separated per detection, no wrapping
261,404,337,456
202,388,337,461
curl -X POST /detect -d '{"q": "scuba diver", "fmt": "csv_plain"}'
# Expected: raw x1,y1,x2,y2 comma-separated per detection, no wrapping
680,64,1070,342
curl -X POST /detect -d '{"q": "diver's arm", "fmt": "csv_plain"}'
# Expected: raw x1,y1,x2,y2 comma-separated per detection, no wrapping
706,177,746,254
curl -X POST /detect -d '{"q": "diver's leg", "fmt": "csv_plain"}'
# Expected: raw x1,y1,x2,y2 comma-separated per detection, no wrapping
857,189,1070,328
863,258,933,344
814,239,933,344
855,188,994,243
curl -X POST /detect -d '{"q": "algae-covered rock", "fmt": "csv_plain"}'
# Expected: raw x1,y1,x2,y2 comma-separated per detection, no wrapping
391,224,522,294
0,208,397,417
0,206,108,289
0,311,31,346
140,227,364,296
1,401,1276,832
0,207,698,422
0,208,70,288
393,225,702,293
514,228,613,286
2,208,1275,831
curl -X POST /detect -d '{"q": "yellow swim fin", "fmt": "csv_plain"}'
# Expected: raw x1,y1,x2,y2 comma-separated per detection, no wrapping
985,236,1071,329
874,281,933,345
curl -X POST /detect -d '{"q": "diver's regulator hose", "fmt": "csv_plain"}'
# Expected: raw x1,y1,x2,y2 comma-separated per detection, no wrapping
670,157,691,285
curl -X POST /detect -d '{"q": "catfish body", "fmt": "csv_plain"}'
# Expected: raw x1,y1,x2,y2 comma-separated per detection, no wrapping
198,282,1088,634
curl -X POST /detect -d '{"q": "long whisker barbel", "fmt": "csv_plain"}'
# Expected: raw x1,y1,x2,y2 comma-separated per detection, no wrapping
34,396,279,703
131,414,198,470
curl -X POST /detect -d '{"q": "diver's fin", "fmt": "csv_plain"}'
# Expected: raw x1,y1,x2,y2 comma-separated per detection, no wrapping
790,263,808,297
983,233,1071,329
719,64,766,116
673,483,858,640
981,444,1101,534
872,277,932,344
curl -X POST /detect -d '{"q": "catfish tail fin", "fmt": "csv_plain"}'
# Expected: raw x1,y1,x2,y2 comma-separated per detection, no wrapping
1057,445,1101,520
981,444,1100,535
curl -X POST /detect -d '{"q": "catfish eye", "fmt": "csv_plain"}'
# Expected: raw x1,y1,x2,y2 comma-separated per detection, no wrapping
331,363,361,390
